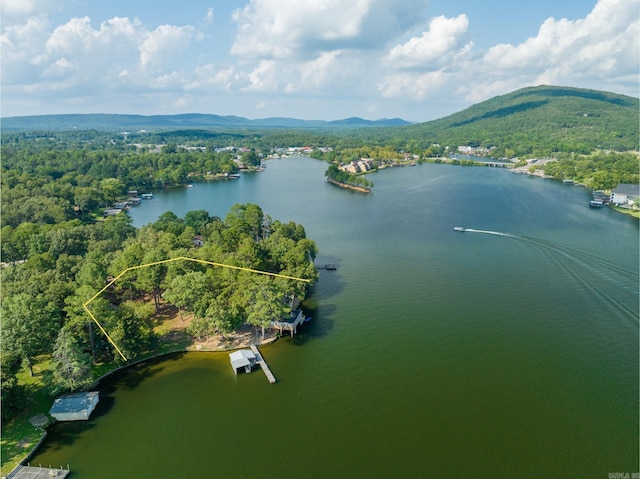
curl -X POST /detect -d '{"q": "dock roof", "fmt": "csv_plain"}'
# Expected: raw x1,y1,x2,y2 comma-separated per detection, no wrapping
49,391,99,415
229,349,256,369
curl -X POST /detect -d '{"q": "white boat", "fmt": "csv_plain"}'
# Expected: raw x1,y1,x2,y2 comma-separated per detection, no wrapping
453,226,466,232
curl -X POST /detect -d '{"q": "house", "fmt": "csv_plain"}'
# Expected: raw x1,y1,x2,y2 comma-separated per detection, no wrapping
103,208,122,217
229,349,256,374
269,309,306,337
192,235,205,247
610,184,639,207
49,391,99,421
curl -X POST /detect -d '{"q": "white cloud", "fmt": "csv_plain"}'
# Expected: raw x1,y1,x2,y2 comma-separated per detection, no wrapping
297,50,343,91
139,24,197,68
41,57,77,79
482,0,639,90
388,15,471,68
1,0,638,120
2,9,202,110
1,0,41,21
186,64,238,91
230,0,427,60
245,60,279,91
380,0,639,108
1,14,51,82
379,70,450,100
204,8,214,25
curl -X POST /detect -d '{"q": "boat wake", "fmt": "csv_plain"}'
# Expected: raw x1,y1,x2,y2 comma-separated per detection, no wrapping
456,226,639,324
463,228,517,238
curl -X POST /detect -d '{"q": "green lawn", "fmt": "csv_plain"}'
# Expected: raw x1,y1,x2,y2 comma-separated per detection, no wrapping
1,358,55,477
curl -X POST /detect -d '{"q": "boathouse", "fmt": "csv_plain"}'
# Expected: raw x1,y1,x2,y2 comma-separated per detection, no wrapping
49,391,99,421
229,349,256,374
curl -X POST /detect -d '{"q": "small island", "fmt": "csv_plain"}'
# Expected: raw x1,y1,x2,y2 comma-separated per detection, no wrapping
324,163,373,193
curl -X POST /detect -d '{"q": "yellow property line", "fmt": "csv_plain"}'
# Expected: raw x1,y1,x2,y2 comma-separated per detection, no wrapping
83,256,311,361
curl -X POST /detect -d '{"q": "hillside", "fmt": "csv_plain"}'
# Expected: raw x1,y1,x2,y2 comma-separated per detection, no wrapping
401,85,639,155
0,113,410,131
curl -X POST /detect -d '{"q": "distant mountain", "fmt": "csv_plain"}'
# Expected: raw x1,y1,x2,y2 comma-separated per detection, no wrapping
0,113,411,131
400,85,639,153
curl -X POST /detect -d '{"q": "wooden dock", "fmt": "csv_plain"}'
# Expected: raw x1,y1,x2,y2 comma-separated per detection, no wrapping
9,465,70,479
250,345,276,384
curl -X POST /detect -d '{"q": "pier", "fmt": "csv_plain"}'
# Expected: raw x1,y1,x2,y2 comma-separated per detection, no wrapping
9,465,70,479
250,345,276,384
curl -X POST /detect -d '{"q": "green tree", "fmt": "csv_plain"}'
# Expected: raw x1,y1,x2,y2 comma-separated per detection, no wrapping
244,276,288,339
51,327,94,393
106,303,153,363
0,292,60,376
99,178,125,206
1,353,27,420
242,150,261,167
163,271,214,319
184,209,213,234
137,249,168,312
590,170,619,190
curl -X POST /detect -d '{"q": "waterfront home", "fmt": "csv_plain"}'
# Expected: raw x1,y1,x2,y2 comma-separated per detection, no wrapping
610,184,639,208
269,309,305,337
192,235,204,247
49,391,99,421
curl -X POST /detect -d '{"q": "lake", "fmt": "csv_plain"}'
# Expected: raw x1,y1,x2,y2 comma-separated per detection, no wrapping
31,158,639,478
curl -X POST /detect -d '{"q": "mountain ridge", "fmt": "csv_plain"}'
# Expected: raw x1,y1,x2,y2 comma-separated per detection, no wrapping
0,112,411,131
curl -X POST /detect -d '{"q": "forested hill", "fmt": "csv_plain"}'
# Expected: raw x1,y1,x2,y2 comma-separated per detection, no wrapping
1,113,410,131
337,86,638,157
399,85,639,155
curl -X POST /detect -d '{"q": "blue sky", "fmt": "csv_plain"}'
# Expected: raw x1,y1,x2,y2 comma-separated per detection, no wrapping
1,0,638,121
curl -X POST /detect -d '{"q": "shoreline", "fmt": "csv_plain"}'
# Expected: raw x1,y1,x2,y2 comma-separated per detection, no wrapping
326,177,371,193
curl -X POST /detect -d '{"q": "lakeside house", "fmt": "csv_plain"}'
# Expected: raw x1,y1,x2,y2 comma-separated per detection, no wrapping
192,235,205,247
610,184,639,208
269,309,305,337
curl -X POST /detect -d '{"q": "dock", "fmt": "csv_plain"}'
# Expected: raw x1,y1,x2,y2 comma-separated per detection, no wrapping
250,345,276,384
9,465,70,479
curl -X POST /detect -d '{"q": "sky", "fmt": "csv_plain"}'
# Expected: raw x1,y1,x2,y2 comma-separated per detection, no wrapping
1,0,638,122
